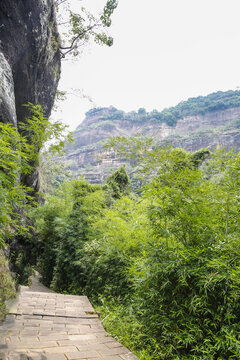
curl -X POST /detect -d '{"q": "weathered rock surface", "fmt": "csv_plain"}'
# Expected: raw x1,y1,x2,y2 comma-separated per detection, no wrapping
63,106,240,183
0,0,60,189
0,52,17,126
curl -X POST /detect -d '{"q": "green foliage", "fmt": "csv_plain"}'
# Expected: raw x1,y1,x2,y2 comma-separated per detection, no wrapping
154,90,240,125
138,108,147,115
31,180,74,286
0,103,71,248
77,196,150,298
0,102,72,294
20,103,72,158
97,298,160,360
107,110,124,120
31,178,106,291
0,122,33,248
190,148,211,168
32,179,150,298
13,250,34,286
132,241,240,359
105,135,153,161
38,156,71,195
107,166,130,198
57,0,118,58
0,250,16,321
27,141,240,359
93,143,240,358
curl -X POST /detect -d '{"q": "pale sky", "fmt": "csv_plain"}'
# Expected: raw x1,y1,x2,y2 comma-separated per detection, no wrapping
52,0,240,130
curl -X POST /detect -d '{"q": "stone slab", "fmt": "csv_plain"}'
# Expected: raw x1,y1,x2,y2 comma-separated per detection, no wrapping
0,286,139,360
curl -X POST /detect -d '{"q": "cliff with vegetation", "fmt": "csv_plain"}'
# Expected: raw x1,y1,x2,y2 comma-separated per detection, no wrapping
0,0,60,314
63,90,240,182
0,0,60,190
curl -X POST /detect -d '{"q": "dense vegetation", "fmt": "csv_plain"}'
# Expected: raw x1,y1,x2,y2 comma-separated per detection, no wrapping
2,94,240,358
17,138,240,359
0,250,15,321
86,90,240,126
0,104,70,310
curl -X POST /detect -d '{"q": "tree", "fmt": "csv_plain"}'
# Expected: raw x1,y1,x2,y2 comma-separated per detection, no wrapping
137,108,146,115
107,166,130,198
56,0,118,58
0,104,71,248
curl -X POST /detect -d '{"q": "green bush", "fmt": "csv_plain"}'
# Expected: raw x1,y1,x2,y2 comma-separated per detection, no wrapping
106,166,130,199
131,240,240,359
49,180,106,292
0,250,16,321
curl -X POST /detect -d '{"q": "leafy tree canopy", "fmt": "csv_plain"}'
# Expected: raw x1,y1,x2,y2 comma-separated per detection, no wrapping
107,166,130,198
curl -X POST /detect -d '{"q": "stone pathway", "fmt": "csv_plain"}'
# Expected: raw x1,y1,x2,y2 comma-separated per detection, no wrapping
27,272,54,294
0,284,139,360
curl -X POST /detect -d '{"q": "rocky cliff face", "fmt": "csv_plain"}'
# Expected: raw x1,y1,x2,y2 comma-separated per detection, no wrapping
63,106,240,183
0,0,60,189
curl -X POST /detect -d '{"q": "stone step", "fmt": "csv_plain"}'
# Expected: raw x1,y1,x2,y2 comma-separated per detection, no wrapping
0,287,139,360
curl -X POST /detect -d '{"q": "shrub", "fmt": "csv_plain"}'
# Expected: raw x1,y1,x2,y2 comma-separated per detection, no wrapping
0,250,16,321
132,240,240,359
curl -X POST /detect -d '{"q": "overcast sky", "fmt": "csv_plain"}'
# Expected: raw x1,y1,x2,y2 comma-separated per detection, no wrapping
52,0,240,130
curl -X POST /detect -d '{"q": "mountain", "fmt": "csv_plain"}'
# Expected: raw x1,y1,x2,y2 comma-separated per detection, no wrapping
63,90,240,183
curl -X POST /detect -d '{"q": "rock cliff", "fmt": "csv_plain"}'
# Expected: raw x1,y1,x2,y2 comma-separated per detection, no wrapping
63,104,240,183
0,0,60,189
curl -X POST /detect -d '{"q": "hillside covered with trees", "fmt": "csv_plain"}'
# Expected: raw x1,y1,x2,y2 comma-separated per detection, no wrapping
63,90,240,183
86,90,240,126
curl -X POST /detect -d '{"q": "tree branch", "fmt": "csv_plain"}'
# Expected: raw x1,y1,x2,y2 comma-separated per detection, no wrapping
59,22,101,58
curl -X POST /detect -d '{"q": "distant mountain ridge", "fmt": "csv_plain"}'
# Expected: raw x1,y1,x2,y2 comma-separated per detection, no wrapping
63,90,240,183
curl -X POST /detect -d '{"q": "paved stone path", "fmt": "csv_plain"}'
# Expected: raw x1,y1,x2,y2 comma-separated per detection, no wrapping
0,285,139,360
